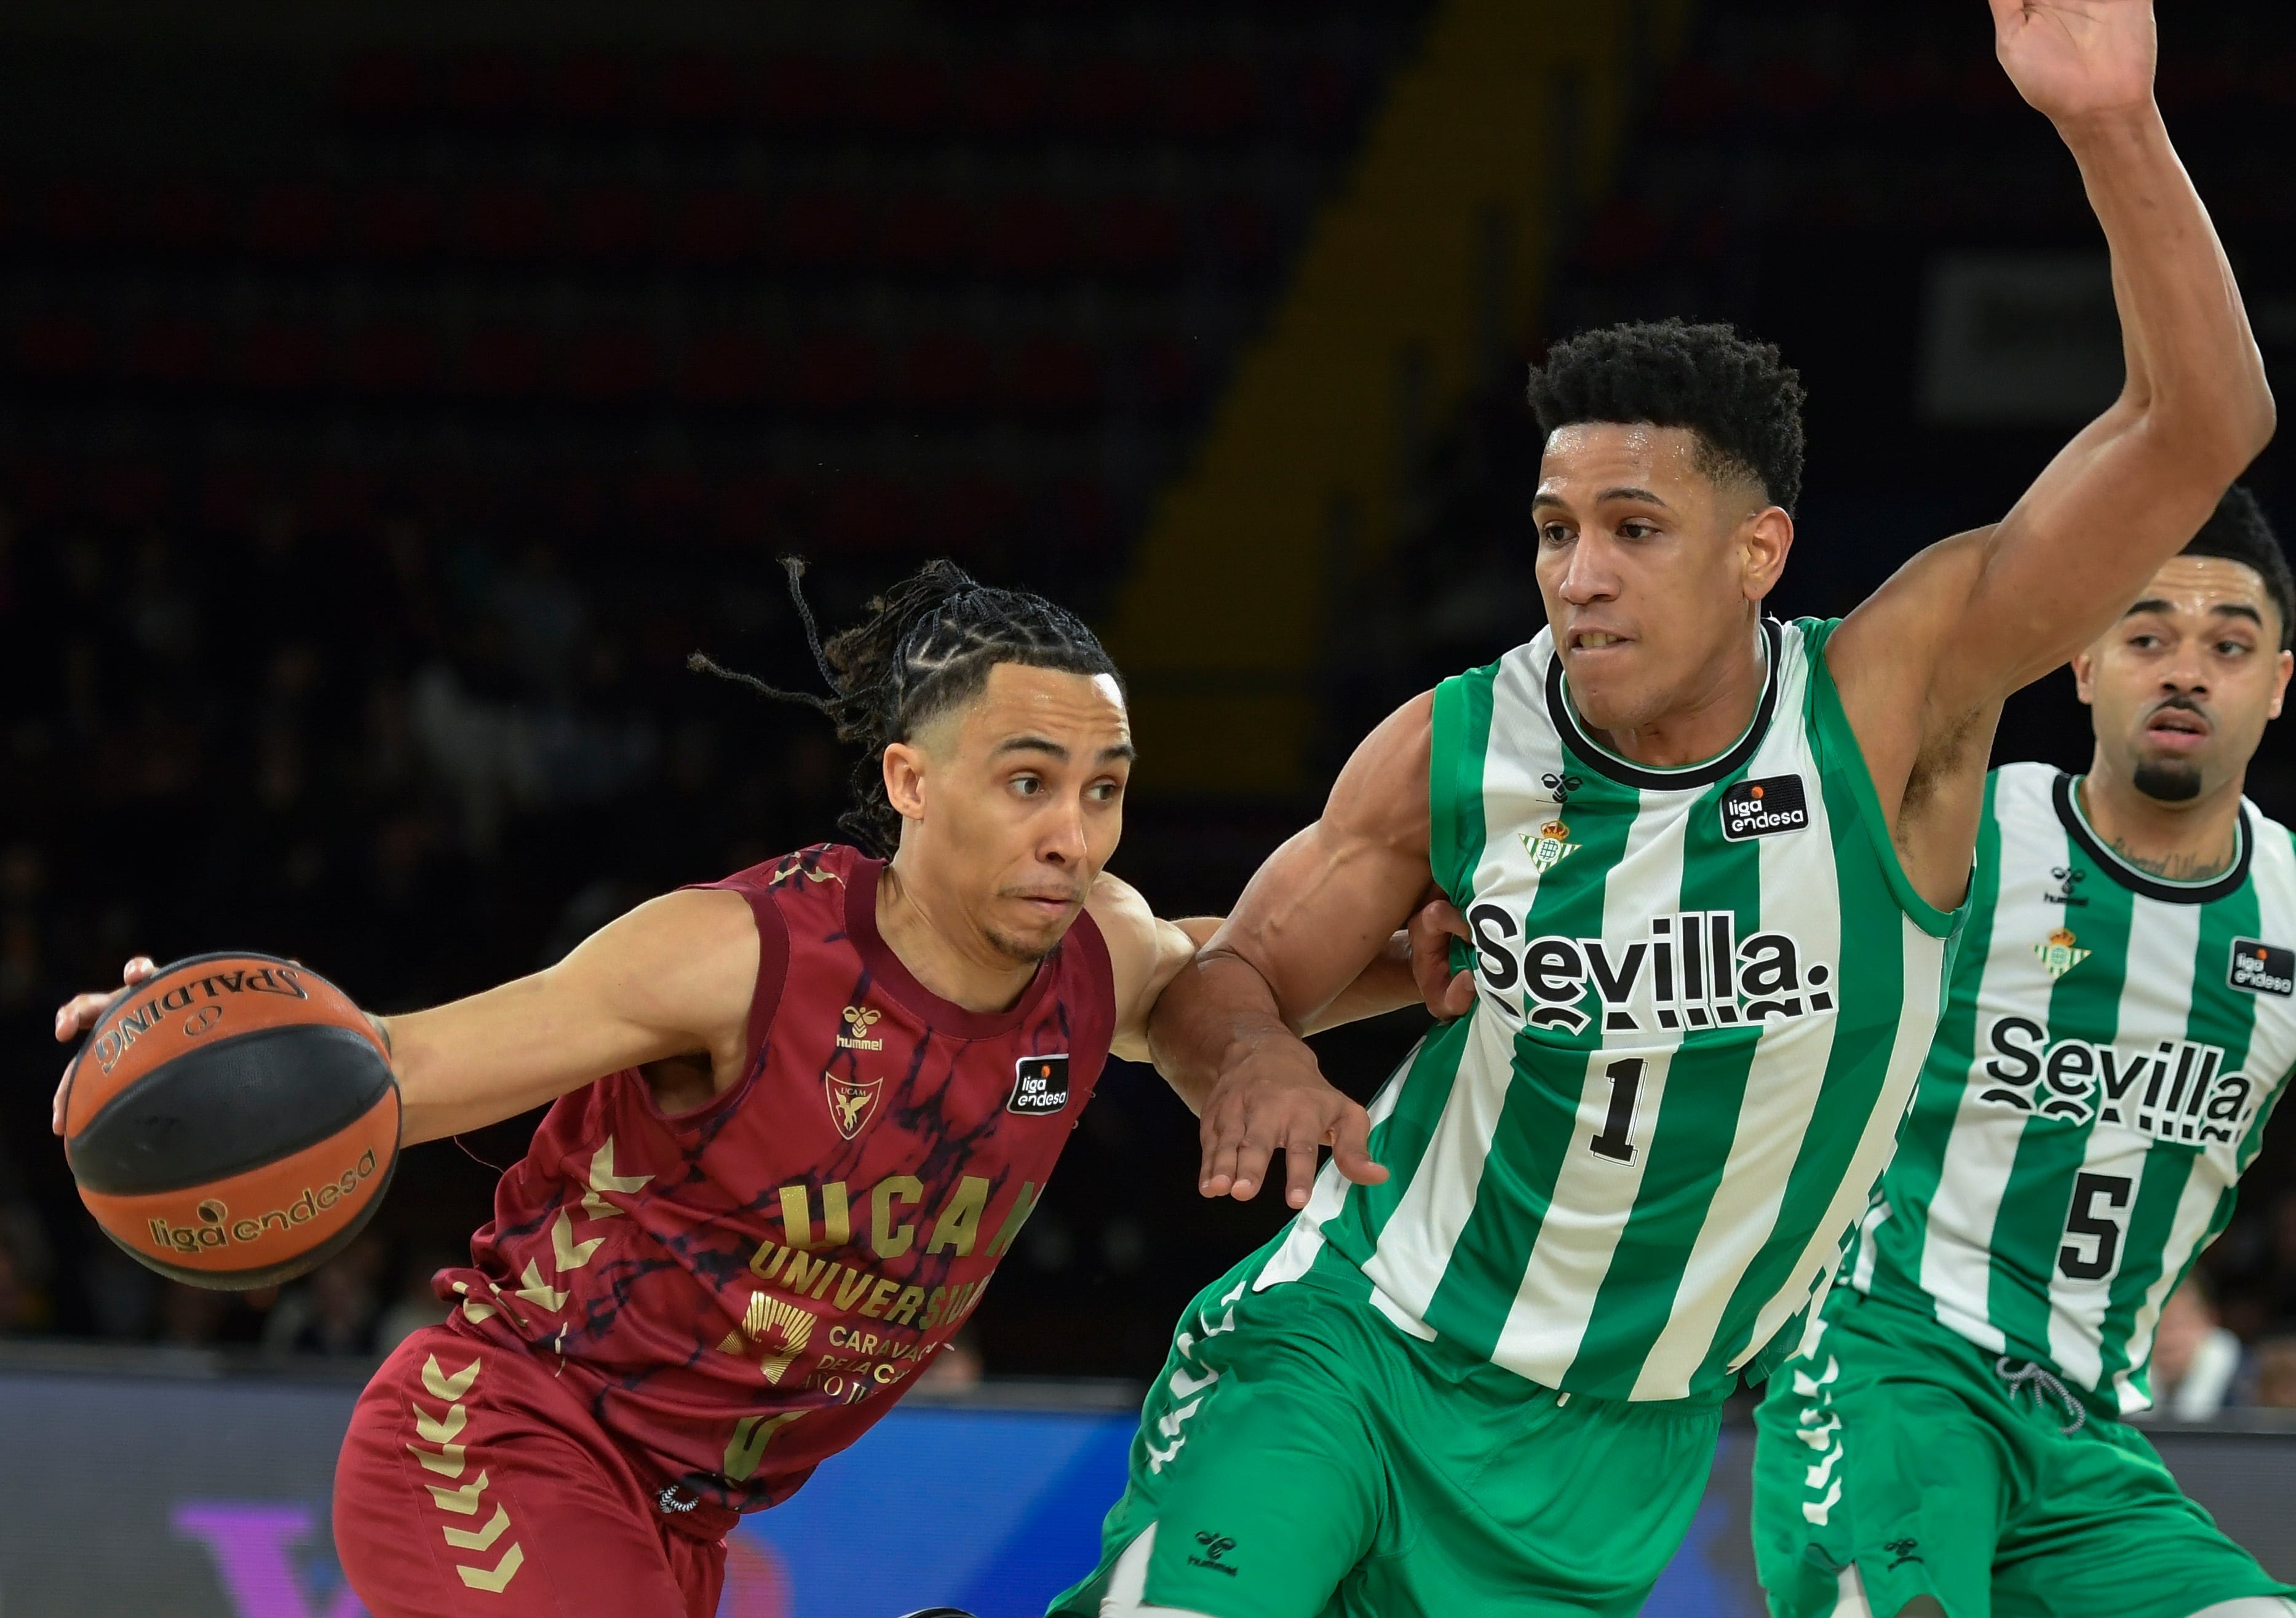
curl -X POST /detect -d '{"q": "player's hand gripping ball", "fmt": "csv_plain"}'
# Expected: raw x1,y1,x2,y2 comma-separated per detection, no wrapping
59,953,400,1290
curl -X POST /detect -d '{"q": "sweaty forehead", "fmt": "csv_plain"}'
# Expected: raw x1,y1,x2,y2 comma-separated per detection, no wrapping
2134,555,2273,617
1536,422,1704,501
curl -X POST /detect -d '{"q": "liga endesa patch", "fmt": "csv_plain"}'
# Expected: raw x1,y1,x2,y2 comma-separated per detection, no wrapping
1720,775,1811,841
1007,1055,1071,1115
2230,938,2295,997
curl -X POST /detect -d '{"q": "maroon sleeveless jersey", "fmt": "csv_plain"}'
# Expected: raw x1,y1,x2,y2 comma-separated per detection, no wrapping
434,843,1118,1512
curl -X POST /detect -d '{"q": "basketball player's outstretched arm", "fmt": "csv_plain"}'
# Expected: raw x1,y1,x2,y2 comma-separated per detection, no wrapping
1147,694,1441,1208
1827,0,2274,906
50,887,763,1145
51,887,1427,1142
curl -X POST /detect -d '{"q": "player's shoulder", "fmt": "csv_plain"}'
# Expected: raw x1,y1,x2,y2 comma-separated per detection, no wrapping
707,841,866,895
2240,796,2296,902
1081,870,1155,953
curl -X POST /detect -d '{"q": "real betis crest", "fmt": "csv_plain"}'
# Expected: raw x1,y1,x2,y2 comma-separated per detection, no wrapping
1522,819,1579,876
2033,926,2091,980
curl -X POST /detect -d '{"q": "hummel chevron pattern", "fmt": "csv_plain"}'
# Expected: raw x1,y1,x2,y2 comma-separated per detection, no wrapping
580,1134,652,1219
457,1544,526,1593
404,1353,525,1593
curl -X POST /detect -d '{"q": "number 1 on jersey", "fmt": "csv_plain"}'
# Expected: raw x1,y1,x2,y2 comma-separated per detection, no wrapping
1589,1058,1645,1164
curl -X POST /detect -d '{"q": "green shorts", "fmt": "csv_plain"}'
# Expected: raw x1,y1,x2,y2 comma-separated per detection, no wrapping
1750,1289,2293,1618
1049,1239,1724,1618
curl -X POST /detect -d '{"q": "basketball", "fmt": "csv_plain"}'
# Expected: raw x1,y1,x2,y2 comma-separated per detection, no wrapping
59,953,400,1291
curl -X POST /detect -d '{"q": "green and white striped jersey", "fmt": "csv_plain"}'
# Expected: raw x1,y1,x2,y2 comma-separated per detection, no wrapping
1255,618,1960,1403
1850,761,2296,1415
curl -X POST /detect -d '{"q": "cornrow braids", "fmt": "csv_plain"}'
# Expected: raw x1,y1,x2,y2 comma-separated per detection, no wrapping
691,557,1124,856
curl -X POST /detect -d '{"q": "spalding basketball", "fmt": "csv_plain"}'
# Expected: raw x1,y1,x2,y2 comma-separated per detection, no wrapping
60,953,400,1291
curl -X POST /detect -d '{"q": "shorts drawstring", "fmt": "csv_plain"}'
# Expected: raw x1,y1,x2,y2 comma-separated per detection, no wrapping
1995,1355,2086,1435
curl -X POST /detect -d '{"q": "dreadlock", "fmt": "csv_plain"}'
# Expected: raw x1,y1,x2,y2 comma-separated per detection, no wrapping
691,557,1124,856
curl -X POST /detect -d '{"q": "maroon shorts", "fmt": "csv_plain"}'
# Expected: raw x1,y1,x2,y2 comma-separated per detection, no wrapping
335,1325,776,1617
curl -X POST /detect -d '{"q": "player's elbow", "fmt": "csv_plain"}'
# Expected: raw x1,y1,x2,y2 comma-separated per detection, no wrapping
2151,355,2276,474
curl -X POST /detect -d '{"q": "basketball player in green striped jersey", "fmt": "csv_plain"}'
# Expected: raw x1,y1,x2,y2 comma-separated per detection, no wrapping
1749,489,2296,1618
1051,5,2276,1616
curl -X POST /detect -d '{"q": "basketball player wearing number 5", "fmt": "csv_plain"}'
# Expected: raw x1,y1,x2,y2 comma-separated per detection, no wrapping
50,568,1435,1618
1054,6,2275,1617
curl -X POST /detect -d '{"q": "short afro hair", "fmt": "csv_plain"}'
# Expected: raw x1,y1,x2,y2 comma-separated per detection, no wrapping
1524,319,1807,514
2183,483,2294,651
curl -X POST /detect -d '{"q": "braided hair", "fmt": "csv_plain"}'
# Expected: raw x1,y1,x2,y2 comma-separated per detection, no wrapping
693,558,1124,856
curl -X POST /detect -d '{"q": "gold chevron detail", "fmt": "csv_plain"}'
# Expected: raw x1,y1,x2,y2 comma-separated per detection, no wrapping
517,1261,568,1311
551,1209,605,1271
407,1442,467,1478
422,1354,482,1401
426,1470,490,1513
411,1400,468,1445
723,1411,804,1483
451,1283,498,1325
456,1542,525,1592
441,1504,512,1553
581,1135,652,1218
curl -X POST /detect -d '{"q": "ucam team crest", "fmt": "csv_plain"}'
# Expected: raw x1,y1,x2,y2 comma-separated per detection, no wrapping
2033,927,2090,980
825,1073,885,1139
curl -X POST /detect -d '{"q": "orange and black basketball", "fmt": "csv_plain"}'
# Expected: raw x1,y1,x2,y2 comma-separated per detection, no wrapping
60,953,400,1291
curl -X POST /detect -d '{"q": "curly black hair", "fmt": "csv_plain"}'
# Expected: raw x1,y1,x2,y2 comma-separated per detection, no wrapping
693,558,1123,855
2184,483,2295,651
1523,319,1807,514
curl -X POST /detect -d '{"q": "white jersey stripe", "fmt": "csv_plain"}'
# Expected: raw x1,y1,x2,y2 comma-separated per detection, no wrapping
1917,771,2065,1349
1732,913,1943,1372
2045,900,2200,1387
1358,641,1552,1315
1633,683,1838,1399
1498,785,1692,1386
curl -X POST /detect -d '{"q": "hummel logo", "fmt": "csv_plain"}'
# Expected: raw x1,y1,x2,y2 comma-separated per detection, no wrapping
1188,1531,1240,1576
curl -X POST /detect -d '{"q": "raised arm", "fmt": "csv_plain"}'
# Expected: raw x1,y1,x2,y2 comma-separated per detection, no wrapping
1146,692,1439,1208
1828,1,2273,895
53,888,760,1146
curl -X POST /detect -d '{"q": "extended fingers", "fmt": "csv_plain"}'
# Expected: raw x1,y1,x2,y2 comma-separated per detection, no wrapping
53,991,113,1042
53,957,156,1042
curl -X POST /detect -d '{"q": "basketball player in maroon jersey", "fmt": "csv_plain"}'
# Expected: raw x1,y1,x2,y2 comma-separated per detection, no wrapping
50,562,1434,1617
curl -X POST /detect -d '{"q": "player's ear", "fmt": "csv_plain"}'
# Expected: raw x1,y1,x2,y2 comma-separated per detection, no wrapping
1740,504,1794,603
2070,649,2098,705
881,741,929,820
2271,648,2292,720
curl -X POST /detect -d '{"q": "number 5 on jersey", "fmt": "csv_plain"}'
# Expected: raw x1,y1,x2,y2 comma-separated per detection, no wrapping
2058,1172,2133,1280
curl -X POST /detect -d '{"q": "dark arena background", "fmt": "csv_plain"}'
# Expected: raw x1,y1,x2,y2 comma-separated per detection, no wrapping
5,1,2296,1614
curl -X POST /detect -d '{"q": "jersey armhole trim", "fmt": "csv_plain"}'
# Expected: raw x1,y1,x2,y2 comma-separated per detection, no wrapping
1805,617,1961,940
1061,903,1119,1066
737,886,793,1074
1430,666,1496,907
